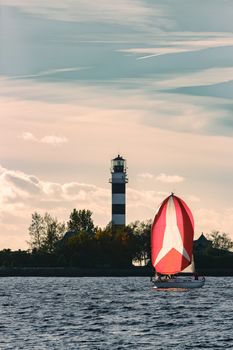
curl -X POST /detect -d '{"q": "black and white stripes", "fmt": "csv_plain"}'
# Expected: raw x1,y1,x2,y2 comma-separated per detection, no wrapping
110,155,128,227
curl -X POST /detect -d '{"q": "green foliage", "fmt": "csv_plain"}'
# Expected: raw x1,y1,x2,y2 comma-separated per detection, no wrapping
42,213,66,253
25,211,154,267
28,212,66,253
3,212,233,270
28,212,45,251
0,249,33,267
108,226,135,267
60,225,137,268
0,206,232,269
207,230,233,251
129,220,152,265
64,232,97,267
67,209,96,235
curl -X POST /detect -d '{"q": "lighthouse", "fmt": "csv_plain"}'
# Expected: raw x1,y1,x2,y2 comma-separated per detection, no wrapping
110,155,128,228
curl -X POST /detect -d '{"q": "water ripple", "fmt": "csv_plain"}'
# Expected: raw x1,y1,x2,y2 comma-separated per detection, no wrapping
0,277,232,349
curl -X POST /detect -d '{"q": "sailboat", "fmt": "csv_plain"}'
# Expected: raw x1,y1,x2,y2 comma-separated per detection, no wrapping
151,193,205,289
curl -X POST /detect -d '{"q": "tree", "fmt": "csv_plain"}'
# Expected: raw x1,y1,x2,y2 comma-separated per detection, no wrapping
28,212,46,251
112,226,137,267
207,230,233,251
42,213,66,253
28,212,65,253
129,220,152,265
67,209,96,235
96,226,136,267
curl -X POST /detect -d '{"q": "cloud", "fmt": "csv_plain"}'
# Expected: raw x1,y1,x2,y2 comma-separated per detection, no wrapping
0,165,110,213
140,93,233,136
0,164,184,246
0,165,156,214
0,169,42,214
0,164,111,248
138,172,154,179
1,77,231,138
1,1,233,249
158,67,233,89
2,0,157,27
195,208,233,238
40,135,68,145
21,132,68,146
0,164,233,249
120,36,233,59
7,67,92,80
127,188,169,210
156,173,185,183
21,132,37,142
0,164,163,248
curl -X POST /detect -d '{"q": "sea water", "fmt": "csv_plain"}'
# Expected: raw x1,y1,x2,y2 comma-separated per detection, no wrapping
0,277,232,349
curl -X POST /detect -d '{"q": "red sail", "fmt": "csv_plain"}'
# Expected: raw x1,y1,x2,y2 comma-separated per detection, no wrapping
151,194,194,275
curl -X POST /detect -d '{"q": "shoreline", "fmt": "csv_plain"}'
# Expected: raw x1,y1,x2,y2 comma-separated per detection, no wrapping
0,267,232,277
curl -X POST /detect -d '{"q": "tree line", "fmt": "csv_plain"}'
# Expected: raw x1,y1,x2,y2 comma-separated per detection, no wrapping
0,208,232,268
0,209,152,268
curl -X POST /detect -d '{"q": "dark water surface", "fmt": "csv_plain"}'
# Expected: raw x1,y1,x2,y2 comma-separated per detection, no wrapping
0,277,232,349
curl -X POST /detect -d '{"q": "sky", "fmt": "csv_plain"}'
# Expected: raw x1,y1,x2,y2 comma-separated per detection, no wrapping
0,0,233,249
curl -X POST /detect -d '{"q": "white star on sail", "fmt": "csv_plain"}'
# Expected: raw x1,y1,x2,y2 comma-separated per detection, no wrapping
154,196,191,266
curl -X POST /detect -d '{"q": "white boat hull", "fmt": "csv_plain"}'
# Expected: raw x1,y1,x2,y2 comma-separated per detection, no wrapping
152,277,205,290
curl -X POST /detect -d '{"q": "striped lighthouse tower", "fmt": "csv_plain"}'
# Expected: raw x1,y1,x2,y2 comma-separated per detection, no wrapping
110,155,128,228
